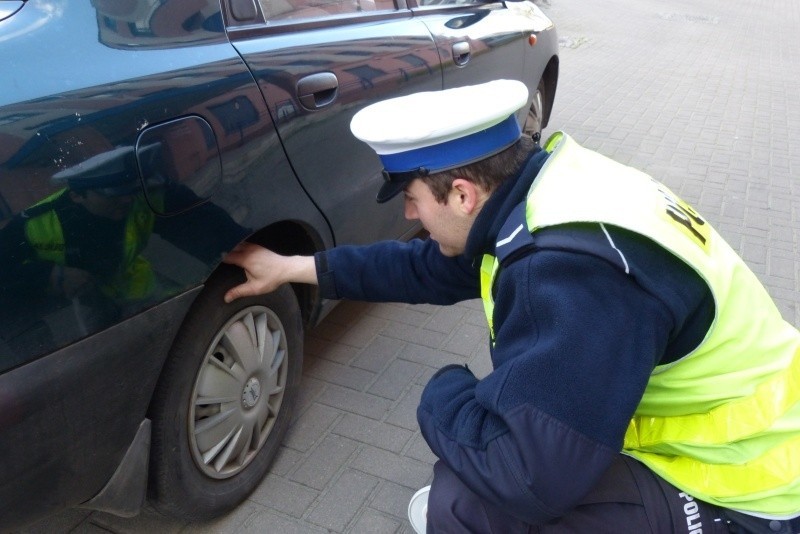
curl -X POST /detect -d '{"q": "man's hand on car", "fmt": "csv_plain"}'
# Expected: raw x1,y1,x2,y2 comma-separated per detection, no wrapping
223,242,318,303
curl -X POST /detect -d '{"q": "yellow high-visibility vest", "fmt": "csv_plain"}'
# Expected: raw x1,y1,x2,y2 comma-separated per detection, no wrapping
24,189,156,300
479,132,800,518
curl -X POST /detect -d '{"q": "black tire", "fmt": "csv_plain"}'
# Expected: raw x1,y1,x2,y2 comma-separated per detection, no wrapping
148,264,303,521
523,78,547,143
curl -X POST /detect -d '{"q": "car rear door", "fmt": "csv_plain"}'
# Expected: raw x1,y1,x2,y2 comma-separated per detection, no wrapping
222,0,444,247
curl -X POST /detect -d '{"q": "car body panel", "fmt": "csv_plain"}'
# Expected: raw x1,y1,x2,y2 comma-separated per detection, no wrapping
230,16,442,247
0,0,329,528
0,0,557,528
0,290,198,528
416,1,558,118
419,6,526,89
0,0,331,370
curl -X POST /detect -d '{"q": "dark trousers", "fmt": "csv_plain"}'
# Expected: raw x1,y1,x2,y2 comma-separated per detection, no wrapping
427,456,799,533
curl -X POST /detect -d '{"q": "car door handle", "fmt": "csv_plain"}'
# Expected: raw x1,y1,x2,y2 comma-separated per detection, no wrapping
452,41,471,66
297,72,339,110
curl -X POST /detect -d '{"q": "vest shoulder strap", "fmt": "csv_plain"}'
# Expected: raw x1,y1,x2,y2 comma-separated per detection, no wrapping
495,201,631,275
495,201,535,266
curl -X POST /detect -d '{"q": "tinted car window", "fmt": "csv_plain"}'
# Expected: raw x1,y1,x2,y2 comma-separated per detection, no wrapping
0,1,24,22
259,0,395,21
417,0,485,6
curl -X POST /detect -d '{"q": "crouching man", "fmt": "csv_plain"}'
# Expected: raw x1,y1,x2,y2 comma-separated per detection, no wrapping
224,80,800,533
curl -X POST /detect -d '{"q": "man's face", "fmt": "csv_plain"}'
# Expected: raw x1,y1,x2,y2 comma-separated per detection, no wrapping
402,179,473,257
72,190,135,221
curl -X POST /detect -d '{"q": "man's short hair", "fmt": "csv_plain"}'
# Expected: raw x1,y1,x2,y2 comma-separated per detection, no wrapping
420,135,538,203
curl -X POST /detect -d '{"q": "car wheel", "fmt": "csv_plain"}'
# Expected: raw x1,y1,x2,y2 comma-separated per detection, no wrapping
149,264,303,521
523,78,546,143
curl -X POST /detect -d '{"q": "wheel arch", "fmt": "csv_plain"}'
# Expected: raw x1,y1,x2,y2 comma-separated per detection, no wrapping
540,55,559,129
240,219,327,326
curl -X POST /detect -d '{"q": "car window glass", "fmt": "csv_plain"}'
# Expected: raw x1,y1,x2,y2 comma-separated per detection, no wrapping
416,0,486,6
258,0,395,22
0,1,24,22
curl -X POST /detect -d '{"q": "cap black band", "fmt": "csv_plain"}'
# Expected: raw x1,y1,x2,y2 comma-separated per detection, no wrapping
381,167,429,184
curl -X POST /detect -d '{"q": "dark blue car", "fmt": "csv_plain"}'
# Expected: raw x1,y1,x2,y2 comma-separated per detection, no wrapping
0,0,558,528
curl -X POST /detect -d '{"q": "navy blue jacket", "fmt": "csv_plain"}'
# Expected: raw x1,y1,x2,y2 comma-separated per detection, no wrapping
315,149,714,524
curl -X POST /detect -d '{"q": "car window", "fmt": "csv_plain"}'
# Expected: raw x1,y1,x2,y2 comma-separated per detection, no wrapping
0,1,24,22
416,0,487,6
259,0,396,21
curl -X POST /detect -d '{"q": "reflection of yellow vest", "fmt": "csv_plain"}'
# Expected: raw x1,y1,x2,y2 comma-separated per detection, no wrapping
480,132,800,518
23,189,156,300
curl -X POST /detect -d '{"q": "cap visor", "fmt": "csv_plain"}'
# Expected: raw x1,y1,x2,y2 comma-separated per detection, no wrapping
376,179,407,204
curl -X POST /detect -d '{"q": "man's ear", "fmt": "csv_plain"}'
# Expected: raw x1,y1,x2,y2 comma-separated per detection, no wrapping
450,178,483,215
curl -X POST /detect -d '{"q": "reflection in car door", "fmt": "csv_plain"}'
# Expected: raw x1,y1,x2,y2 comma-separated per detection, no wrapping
224,5,444,247
413,1,533,89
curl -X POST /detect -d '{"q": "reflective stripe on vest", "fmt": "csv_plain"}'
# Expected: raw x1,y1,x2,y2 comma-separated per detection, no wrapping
479,132,800,517
479,254,499,343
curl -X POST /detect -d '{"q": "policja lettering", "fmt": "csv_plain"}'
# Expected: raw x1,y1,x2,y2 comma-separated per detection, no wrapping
679,492,703,534
655,182,710,249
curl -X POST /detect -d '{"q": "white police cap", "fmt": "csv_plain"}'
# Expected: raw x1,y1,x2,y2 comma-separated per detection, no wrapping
52,146,139,195
52,144,162,196
350,79,529,203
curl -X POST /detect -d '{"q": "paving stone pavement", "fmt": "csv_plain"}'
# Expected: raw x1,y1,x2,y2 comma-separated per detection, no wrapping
19,0,799,532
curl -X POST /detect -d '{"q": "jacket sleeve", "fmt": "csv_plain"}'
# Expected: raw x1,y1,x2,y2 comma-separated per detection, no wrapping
315,237,479,305
416,228,710,524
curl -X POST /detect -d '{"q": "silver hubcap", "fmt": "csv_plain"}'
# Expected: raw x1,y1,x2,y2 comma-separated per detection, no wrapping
523,88,544,139
189,306,288,479
242,377,262,409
